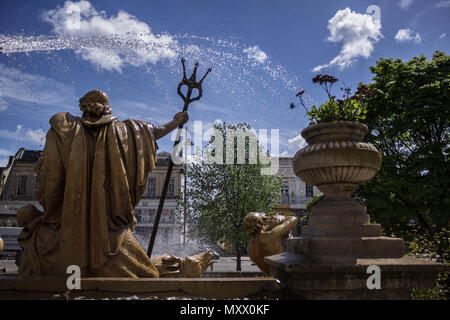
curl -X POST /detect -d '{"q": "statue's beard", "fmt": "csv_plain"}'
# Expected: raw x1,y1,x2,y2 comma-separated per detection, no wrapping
80,102,112,117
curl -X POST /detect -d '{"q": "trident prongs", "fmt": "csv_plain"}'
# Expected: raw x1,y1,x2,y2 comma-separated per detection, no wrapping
181,57,187,80
177,58,212,106
199,67,212,84
188,61,200,82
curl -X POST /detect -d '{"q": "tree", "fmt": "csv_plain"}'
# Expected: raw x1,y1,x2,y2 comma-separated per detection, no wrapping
183,122,282,271
355,51,449,264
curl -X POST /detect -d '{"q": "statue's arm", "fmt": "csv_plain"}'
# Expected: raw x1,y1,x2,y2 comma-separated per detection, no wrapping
151,120,179,140
267,216,298,241
150,112,189,140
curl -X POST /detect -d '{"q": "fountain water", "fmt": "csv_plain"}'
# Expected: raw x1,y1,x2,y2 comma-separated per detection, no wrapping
0,32,310,106
0,31,304,299
0,32,314,157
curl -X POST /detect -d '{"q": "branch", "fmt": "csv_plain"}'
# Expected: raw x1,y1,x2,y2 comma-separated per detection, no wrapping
394,192,432,232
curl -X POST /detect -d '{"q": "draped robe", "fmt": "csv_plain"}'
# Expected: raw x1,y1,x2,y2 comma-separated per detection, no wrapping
17,112,160,278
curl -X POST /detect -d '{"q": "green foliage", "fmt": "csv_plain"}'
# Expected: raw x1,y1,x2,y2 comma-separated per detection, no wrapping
354,51,450,299
183,122,282,266
409,228,449,300
408,228,450,263
307,97,368,123
411,270,449,300
305,194,324,213
292,74,368,123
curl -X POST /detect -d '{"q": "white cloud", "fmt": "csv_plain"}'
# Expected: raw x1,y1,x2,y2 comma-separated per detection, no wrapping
41,1,179,72
395,28,422,43
0,125,46,146
25,128,46,144
194,102,229,114
0,97,7,111
243,45,268,64
0,64,76,110
287,134,307,149
439,33,447,39
0,80,6,111
0,158,9,167
399,0,415,9
0,148,13,157
436,0,450,7
312,8,382,72
110,99,176,122
277,129,308,157
115,99,161,113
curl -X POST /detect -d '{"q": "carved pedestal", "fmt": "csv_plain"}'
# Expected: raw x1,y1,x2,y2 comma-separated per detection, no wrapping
265,121,444,299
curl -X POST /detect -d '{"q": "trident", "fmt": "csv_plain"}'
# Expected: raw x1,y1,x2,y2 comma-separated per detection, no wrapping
147,58,212,257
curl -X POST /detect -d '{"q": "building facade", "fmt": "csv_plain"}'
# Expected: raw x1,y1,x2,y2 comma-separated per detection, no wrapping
274,157,322,235
133,151,183,251
0,149,320,251
0,149,43,226
0,149,183,252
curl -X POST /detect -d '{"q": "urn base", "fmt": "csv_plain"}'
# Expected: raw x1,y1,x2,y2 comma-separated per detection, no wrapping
265,252,445,300
286,236,405,264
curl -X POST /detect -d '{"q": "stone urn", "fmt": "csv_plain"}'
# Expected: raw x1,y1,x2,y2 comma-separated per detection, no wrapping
294,121,381,201
264,121,445,299
290,121,405,262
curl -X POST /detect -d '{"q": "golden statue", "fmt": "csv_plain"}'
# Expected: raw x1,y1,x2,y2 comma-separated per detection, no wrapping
16,90,211,278
243,212,298,275
151,251,214,278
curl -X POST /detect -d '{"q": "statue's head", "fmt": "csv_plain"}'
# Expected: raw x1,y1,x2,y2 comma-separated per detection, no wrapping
179,251,214,278
243,212,265,236
79,90,112,117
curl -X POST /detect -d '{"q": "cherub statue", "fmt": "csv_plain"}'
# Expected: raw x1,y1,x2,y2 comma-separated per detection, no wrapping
243,212,298,275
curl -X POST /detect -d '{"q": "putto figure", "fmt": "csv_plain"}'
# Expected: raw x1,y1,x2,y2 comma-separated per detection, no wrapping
243,212,298,275
17,90,192,278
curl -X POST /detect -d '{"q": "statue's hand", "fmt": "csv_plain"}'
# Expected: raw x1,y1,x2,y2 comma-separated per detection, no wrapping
173,112,189,126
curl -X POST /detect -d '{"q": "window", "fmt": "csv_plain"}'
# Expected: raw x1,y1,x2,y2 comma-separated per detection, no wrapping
305,183,314,197
135,209,142,223
146,177,156,198
281,179,289,204
34,175,39,195
16,176,27,196
147,209,155,223
168,178,175,198
162,209,169,223
290,192,296,204
169,209,176,223
139,209,155,224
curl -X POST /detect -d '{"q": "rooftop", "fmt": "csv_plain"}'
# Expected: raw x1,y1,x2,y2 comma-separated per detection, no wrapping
15,149,43,162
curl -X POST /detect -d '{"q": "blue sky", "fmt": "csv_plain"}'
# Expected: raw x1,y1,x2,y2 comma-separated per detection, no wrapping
0,0,449,166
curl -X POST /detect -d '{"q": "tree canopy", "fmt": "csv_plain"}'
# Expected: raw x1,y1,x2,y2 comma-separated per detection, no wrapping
183,122,282,271
355,51,449,263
